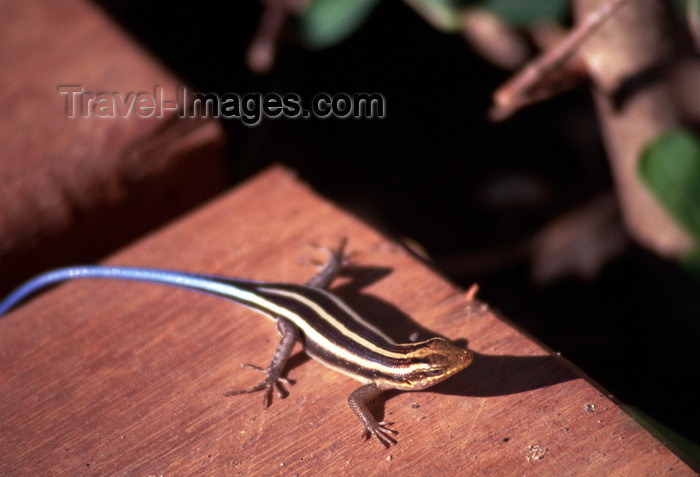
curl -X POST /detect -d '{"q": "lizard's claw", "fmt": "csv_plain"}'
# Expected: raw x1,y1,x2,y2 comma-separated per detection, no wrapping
224,363,295,408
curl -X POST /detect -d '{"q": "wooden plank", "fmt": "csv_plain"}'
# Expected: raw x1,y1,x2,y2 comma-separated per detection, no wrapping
0,0,228,296
0,166,694,475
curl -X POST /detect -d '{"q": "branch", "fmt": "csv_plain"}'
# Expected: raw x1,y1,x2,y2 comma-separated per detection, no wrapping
574,0,692,257
490,0,631,121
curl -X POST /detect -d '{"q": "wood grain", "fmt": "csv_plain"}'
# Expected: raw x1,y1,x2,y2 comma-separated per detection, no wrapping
0,166,694,475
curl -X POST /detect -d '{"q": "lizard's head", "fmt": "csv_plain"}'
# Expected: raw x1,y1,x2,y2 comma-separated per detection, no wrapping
395,338,473,390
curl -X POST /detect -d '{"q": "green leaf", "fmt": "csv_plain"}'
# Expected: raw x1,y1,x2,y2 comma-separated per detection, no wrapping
299,0,382,49
403,0,463,32
623,405,700,466
481,0,569,26
639,128,700,240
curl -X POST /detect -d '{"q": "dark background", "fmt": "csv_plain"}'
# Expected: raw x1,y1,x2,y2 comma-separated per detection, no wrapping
94,0,700,458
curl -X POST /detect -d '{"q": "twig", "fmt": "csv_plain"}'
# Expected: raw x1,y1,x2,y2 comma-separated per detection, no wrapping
490,0,632,121
247,0,308,74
